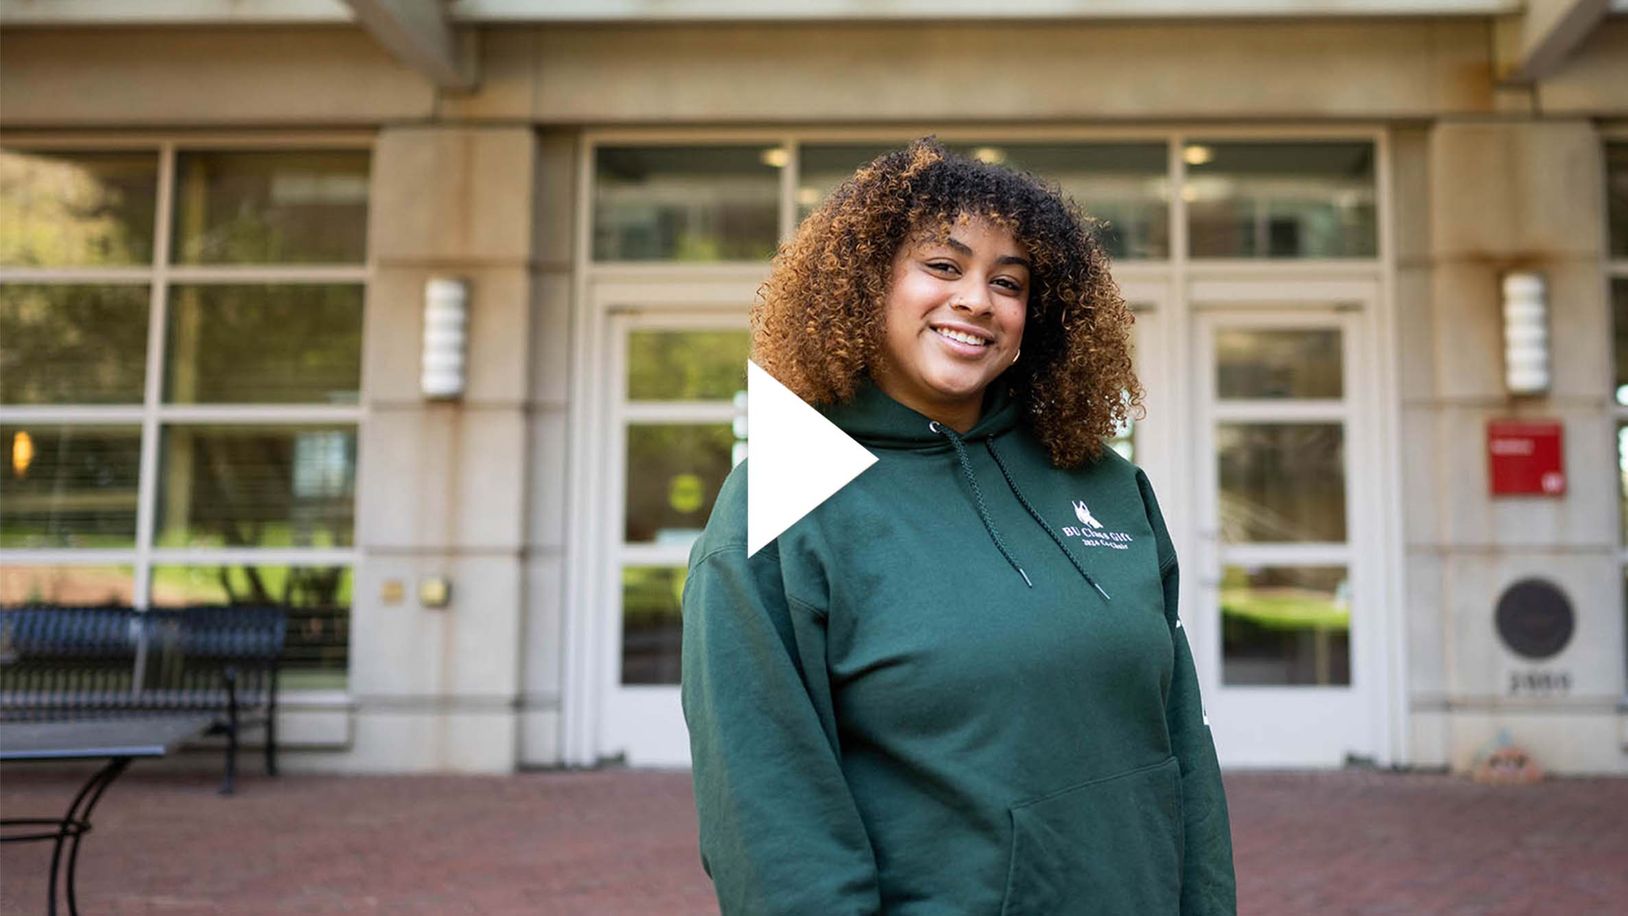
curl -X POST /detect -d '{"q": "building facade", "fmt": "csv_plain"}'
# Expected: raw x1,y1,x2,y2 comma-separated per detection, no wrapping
2,1,1626,774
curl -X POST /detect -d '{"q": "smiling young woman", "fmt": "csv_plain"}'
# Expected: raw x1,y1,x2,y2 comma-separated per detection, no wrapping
873,214,1030,432
682,138,1237,915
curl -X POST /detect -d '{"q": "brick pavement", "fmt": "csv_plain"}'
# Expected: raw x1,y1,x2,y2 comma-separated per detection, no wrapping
2,766,1624,914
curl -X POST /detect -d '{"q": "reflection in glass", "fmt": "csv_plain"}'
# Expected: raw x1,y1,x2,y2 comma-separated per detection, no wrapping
1614,280,1628,406
157,426,356,548
622,565,686,685
627,330,750,401
0,425,141,548
1222,565,1350,686
1618,422,1628,542
981,143,1168,260
0,285,149,404
1216,329,1342,400
0,149,158,266
0,566,135,608
1187,141,1376,259
171,150,370,264
1608,143,1628,260
797,143,1169,260
1218,423,1345,543
796,144,904,220
594,146,780,262
624,424,735,544
165,285,362,404
150,565,350,690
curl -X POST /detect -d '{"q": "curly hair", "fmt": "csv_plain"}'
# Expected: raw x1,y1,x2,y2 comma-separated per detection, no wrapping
753,137,1143,468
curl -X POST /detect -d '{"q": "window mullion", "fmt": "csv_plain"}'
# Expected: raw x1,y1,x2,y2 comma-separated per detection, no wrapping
779,136,798,244
132,141,177,610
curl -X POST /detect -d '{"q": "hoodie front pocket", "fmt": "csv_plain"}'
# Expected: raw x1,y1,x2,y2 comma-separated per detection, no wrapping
999,756,1184,916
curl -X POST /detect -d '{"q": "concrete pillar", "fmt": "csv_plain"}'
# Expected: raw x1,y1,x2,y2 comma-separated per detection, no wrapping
1404,119,1623,773
518,131,577,768
345,125,546,772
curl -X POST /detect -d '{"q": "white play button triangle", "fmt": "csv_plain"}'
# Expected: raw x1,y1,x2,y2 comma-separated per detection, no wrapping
746,360,877,556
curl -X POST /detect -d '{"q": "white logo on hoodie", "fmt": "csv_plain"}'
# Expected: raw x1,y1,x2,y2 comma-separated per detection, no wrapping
1062,499,1134,550
1072,500,1104,529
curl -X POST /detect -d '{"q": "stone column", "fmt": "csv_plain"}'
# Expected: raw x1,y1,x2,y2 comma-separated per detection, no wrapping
1404,119,1622,772
348,125,542,772
518,131,576,767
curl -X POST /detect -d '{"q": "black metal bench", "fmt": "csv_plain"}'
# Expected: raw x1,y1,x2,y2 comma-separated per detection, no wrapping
0,605,286,794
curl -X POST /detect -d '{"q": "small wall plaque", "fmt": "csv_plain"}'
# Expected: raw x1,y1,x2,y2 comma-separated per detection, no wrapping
418,576,453,609
1494,578,1574,660
1487,420,1565,496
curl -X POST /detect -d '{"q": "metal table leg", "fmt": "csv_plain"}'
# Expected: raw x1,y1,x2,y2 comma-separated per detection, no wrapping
1,755,132,916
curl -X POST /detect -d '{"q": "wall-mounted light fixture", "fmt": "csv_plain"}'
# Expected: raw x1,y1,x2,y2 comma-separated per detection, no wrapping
1502,271,1549,396
421,277,469,400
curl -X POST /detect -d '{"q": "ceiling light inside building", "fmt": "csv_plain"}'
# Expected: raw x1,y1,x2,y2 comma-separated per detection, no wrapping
760,147,790,168
971,147,1006,165
1183,145,1214,166
11,430,33,477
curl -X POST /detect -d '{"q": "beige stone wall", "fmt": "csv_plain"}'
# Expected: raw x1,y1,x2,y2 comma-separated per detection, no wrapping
1537,20,1628,116
1399,120,1624,774
0,28,434,126
4,20,1622,127
337,125,570,772
0,20,1499,126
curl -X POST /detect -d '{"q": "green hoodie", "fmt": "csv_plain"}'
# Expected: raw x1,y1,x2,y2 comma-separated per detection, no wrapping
681,379,1236,915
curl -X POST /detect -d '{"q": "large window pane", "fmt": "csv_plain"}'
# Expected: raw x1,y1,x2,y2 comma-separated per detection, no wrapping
1607,142,1628,260
797,144,913,221
157,426,356,548
1221,565,1350,686
151,565,350,690
0,285,149,404
0,149,157,266
798,143,1169,260
622,565,686,685
0,425,141,548
1187,141,1376,259
624,424,735,544
165,284,362,405
594,146,780,262
627,330,750,401
1218,423,1346,543
1217,328,1342,400
171,150,370,264
971,144,1169,260
0,565,135,608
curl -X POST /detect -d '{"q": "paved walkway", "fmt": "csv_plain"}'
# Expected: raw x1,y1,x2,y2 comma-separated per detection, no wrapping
2,766,1624,914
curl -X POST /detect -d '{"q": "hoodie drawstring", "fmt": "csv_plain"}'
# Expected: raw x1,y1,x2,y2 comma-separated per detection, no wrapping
928,420,1111,601
986,437,1112,602
930,421,1033,589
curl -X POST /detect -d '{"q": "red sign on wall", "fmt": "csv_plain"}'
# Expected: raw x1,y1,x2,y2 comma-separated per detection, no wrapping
1487,420,1565,496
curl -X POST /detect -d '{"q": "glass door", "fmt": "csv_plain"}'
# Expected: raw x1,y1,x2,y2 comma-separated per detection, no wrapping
600,309,750,766
1192,297,1386,766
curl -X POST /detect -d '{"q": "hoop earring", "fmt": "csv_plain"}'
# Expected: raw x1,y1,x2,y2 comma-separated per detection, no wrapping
1011,348,1021,365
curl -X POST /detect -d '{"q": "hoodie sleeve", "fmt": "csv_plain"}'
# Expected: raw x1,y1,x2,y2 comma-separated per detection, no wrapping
681,539,883,915
1136,470,1238,915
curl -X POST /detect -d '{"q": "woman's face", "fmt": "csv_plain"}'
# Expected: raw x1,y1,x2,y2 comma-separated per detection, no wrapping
873,214,1029,431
